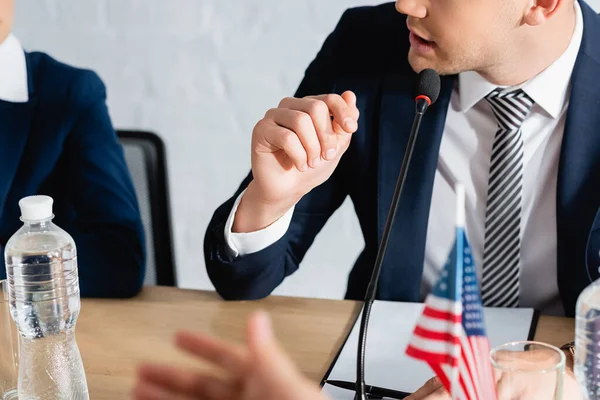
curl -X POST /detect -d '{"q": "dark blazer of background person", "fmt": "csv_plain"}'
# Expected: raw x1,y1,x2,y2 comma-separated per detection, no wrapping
0,51,146,298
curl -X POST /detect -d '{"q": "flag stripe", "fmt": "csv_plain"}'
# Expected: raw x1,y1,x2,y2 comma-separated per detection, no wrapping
459,371,476,400
474,338,496,398
414,325,460,342
406,335,461,357
423,306,462,323
406,227,497,400
430,363,452,395
416,313,463,333
459,333,481,399
425,295,462,314
406,345,457,366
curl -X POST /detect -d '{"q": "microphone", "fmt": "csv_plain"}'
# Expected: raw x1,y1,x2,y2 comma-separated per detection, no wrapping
354,68,441,400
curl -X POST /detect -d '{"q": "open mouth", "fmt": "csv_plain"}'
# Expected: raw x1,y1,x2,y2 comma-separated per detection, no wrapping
413,33,434,46
409,31,436,52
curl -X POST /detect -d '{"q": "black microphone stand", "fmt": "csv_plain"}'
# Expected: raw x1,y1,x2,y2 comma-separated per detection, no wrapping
354,92,435,400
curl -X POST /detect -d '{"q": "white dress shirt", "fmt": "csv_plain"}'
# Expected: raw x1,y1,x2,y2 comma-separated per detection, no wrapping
0,34,28,102
225,2,583,316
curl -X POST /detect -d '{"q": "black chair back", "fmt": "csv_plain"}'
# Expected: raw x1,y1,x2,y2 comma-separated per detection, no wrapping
117,130,176,286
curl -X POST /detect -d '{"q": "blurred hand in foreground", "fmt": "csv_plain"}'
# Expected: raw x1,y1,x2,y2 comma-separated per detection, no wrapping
132,311,330,400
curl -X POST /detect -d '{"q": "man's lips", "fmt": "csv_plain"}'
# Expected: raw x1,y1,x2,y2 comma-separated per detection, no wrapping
409,29,435,44
406,21,435,44
408,31,436,54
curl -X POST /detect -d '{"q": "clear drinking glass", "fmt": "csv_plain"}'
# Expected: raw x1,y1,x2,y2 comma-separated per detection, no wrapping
491,341,565,400
0,279,18,400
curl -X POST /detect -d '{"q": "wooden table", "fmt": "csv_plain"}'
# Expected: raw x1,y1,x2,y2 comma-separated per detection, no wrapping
77,286,575,399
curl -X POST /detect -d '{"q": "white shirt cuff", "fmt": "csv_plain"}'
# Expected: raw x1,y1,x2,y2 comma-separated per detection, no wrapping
224,189,295,258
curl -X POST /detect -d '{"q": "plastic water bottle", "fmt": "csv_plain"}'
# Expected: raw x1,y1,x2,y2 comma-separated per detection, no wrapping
4,196,89,400
576,278,600,399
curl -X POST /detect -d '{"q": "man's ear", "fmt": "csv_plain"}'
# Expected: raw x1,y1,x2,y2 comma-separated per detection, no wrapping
523,0,564,26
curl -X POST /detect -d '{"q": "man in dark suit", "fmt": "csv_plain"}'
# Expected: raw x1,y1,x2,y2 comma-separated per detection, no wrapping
206,0,600,316
205,0,596,393
0,0,145,298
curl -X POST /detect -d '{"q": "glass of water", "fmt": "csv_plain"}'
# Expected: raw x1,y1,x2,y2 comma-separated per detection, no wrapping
0,279,18,400
491,341,565,399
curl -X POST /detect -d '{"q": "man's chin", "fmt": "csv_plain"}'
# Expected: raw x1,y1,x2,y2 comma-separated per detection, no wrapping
407,50,454,76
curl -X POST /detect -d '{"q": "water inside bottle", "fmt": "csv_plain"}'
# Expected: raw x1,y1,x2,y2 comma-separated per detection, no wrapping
6,234,80,338
575,285,600,399
5,231,88,400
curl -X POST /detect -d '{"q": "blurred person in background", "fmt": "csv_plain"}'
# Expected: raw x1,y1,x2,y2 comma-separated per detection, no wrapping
0,0,145,297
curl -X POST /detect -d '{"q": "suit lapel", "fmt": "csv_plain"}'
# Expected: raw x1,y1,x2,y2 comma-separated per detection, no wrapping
376,72,454,301
0,101,36,214
0,53,37,215
557,1,600,315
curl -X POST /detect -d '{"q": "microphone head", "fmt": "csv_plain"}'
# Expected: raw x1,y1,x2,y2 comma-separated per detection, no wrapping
415,68,441,105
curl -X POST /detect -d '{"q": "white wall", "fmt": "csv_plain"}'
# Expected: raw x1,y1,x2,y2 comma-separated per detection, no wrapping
13,0,382,299
13,0,600,299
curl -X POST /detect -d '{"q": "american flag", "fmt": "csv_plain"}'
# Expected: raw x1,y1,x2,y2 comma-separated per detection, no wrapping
405,185,497,400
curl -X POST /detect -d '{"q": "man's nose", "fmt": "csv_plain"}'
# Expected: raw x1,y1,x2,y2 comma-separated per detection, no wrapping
396,0,427,19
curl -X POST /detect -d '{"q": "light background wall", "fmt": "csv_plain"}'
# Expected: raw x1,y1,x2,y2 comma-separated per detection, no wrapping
13,0,600,299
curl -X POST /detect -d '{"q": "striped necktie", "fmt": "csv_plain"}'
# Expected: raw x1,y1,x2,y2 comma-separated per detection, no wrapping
480,88,534,308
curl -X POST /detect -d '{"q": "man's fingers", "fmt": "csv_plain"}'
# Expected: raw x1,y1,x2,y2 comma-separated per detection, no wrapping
279,94,358,160
265,108,322,168
132,381,200,400
424,386,452,400
255,121,309,172
136,364,237,400
278,96,338,160
341,90,359,116
307,93,358,134
174,331,249,377
405,376,445,399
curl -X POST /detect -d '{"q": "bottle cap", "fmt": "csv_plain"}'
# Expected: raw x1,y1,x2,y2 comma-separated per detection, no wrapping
19,195,54,221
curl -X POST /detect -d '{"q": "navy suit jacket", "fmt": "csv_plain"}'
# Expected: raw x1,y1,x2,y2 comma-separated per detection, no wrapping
0,51,145,298
205,1,600,317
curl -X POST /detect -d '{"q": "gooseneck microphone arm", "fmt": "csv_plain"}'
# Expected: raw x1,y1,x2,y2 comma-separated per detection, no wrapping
354,69,441,400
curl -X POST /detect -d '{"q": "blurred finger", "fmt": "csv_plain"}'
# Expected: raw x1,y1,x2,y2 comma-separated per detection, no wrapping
266,108,322,168
424,387,451,400
174,331,249,377
132,381,199,400
405,376,444,399
247,311,300,376
247,310,274,347
137,364,237,400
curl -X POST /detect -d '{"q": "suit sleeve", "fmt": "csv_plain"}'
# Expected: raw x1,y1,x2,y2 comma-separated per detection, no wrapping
203,10,356,300
62,71,146,298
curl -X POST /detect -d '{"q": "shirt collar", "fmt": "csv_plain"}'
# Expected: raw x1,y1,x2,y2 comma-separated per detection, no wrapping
458,1,583,119
0,34,29,103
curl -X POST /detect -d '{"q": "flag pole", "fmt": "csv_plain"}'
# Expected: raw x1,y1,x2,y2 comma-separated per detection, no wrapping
455,183,465,229
452,183,466,400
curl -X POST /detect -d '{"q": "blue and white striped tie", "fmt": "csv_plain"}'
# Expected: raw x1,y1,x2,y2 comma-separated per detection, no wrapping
481,89,534,308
